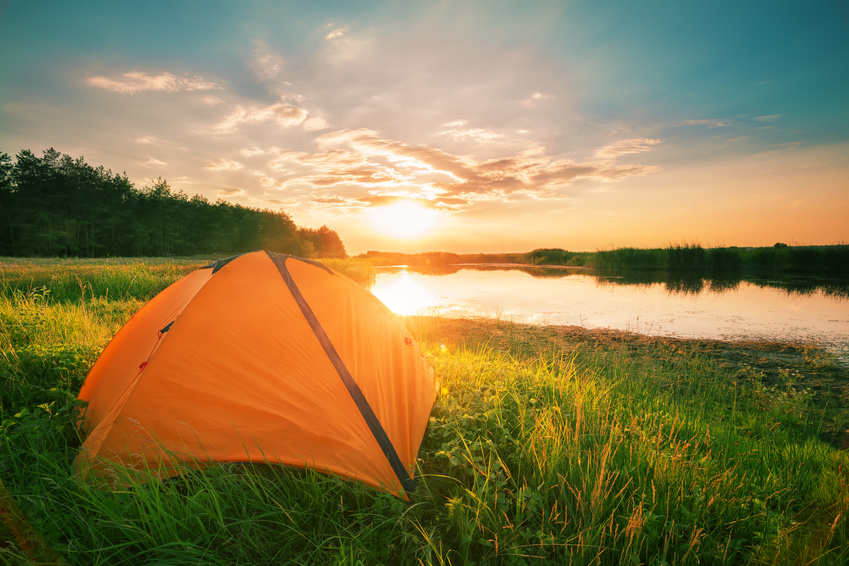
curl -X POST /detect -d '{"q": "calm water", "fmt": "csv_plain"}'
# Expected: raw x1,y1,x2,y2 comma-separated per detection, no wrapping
369,265,849,359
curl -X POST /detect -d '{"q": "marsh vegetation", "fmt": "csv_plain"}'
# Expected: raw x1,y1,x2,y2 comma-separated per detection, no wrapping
360,243,849,277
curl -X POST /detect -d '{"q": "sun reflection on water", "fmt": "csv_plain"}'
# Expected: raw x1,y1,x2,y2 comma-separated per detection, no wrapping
366,266,849,358
370,270,439,315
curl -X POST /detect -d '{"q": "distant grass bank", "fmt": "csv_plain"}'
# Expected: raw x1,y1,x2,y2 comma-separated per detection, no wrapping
358,244,849,275
588,244,849,275
1,259,848,565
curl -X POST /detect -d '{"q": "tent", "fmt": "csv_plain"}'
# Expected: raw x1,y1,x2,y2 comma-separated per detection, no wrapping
74,251,435,497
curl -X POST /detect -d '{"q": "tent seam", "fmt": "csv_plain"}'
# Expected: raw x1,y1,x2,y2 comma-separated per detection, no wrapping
265,251,416,497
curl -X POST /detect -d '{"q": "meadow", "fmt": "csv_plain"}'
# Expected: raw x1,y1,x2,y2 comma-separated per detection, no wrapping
1,257,848,565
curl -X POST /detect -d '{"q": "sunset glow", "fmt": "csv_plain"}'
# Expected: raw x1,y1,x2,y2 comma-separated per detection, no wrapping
0,2,846,253
369,200,441,239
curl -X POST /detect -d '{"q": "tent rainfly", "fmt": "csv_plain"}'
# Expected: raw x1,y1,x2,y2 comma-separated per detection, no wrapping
74,251,436,497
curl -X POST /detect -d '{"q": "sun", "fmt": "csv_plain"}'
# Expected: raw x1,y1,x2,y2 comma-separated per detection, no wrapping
369,200,441,238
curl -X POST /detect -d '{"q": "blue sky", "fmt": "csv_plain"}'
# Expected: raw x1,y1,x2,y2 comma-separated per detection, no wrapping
1,0,847,253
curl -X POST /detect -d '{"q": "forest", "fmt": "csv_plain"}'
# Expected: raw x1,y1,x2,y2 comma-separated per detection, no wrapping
0,149,347,258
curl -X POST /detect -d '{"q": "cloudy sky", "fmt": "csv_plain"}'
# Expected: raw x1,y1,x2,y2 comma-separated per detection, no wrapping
1,1,847,254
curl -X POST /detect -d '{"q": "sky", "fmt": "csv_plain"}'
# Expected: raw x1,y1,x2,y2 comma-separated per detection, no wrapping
1,0,847,255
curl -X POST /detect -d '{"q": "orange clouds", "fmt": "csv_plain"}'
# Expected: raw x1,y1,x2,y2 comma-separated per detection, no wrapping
263,128,662,209
205,159,244,171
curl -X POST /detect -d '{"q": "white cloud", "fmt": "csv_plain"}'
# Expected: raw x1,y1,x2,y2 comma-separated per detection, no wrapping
322,26,371,65
139,158,167,167
240,147,265,157
325,27,347,40
303,116,330,131
520,92,553,107
168,176,193,188
595,138,662,159
205,159,244,171
753,114,783,122
438,127,504,143
675,118,730,128
87,71,220,94
215,101,308,133
251,41,286,82
201,96,226,105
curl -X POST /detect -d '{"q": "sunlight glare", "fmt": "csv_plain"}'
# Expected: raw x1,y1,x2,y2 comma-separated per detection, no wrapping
370,271,439,315
369,200,440,238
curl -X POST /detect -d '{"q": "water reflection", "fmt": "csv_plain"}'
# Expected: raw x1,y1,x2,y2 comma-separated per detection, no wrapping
399,263,576,278
748,278,849,300
369,264,849,356
594,270,849,300
392,263,849,300
369,271,437,315
408,263,849,300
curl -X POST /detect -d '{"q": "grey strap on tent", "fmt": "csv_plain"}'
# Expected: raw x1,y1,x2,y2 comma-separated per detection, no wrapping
203,253,245,274
266,251,417,497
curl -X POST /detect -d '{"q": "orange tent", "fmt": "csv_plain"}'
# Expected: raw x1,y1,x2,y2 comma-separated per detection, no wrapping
74,251,435,497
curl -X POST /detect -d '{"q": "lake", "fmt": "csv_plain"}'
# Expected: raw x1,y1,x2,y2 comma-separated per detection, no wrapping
368,265,849,360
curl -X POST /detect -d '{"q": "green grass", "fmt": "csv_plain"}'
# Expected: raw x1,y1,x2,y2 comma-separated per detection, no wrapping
1,259,847,565
0,255,375,304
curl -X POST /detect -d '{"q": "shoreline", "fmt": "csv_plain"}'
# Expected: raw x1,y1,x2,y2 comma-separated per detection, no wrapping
405,315,849,447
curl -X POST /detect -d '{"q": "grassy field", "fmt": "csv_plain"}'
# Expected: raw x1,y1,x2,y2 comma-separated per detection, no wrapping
1,258,848,565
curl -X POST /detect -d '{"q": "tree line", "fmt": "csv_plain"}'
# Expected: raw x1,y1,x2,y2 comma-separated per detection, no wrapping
0,149,346,258
359,245,849,275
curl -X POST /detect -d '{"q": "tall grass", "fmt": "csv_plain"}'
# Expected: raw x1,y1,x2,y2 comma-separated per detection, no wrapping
510,244,849,275
0,257,208,303
0,255,375,303
1,260,847,564
591,244,849,274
